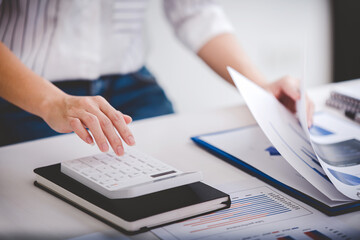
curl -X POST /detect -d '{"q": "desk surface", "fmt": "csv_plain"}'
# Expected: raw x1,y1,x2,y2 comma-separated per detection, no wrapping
1,80,359,239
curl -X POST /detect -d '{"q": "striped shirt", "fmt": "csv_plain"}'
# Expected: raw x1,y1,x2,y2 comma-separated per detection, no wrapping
0,0,233,82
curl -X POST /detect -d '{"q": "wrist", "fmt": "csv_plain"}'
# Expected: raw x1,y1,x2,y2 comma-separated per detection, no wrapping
39,89,68,122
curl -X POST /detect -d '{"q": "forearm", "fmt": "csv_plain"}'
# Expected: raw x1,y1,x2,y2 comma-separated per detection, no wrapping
0,42,65,119
197,33,268,88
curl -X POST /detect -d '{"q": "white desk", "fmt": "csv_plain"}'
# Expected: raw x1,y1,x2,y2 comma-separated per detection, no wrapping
0,81,359,239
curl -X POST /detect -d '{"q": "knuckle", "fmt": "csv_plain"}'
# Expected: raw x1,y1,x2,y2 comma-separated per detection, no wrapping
110,136,122,145
67,106,77,116
80,97,92,106
69,118,79,128
112,111,123,121
94,95,105,103
100,117,112,129
281,75,293,85
85,114,97,125
120,126,131,136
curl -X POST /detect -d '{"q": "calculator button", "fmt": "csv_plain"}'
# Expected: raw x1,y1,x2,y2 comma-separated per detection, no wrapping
60,149,188,198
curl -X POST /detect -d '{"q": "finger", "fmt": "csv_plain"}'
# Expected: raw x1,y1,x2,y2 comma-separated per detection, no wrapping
123,114,132,124
97,101,135,146
97,112,125,156
279,77,301,101
69,117,93,144
279,95,296,113
113,113,135,146
93,96,131,124
80,112,109,153
306,96,315,127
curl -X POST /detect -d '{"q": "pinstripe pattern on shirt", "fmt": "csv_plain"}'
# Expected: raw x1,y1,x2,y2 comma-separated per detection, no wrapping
0,0,232,81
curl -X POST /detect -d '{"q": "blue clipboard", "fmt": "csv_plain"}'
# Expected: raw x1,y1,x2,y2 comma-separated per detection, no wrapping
191,127,360,216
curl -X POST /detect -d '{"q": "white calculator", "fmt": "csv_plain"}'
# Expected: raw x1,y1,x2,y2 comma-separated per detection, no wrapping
60,148,202,199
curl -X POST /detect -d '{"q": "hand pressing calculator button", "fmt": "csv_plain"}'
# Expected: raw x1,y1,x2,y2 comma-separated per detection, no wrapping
61,148,202,199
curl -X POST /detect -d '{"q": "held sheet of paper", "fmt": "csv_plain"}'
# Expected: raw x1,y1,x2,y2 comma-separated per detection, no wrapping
227,67,360,201
196,123,342,207
152,178,359,240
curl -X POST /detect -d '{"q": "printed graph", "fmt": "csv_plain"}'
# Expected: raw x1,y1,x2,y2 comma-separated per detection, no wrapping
156,187,312,240
276,229,332,240
270,122,331,183
184,193,292,233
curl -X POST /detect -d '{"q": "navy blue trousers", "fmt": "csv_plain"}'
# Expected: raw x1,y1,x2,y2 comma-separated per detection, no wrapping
0,67,174,146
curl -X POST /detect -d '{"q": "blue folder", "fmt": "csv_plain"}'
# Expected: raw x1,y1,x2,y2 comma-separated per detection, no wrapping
191,128,360,216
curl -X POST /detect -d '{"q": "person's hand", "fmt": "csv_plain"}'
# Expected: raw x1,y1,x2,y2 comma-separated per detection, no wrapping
264,76,314,127
41,94,135,156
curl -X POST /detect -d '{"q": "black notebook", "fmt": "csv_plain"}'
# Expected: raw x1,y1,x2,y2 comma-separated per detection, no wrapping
34,164,230,234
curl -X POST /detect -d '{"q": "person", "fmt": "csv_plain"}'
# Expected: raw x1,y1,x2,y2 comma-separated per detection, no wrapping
0,0,313,156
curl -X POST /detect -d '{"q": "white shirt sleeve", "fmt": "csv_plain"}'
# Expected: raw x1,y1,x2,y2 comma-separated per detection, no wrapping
163,0,234,53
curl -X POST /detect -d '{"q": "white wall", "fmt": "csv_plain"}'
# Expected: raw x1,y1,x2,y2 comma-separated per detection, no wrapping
145,0,332,113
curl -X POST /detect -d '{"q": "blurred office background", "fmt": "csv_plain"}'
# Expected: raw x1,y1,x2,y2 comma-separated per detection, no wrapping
332,0,360,83
144,0,348,114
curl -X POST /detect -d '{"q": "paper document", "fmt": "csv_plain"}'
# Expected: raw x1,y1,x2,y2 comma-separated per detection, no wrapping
227,67,360,200
152,179,359,240
310,112,360,200
198,125,346,207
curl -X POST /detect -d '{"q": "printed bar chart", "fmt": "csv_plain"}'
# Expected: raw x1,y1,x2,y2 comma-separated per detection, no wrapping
153,183,356,240
185,193,292,233
155,187,312,240
304,230,332,240
277,236,295,240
